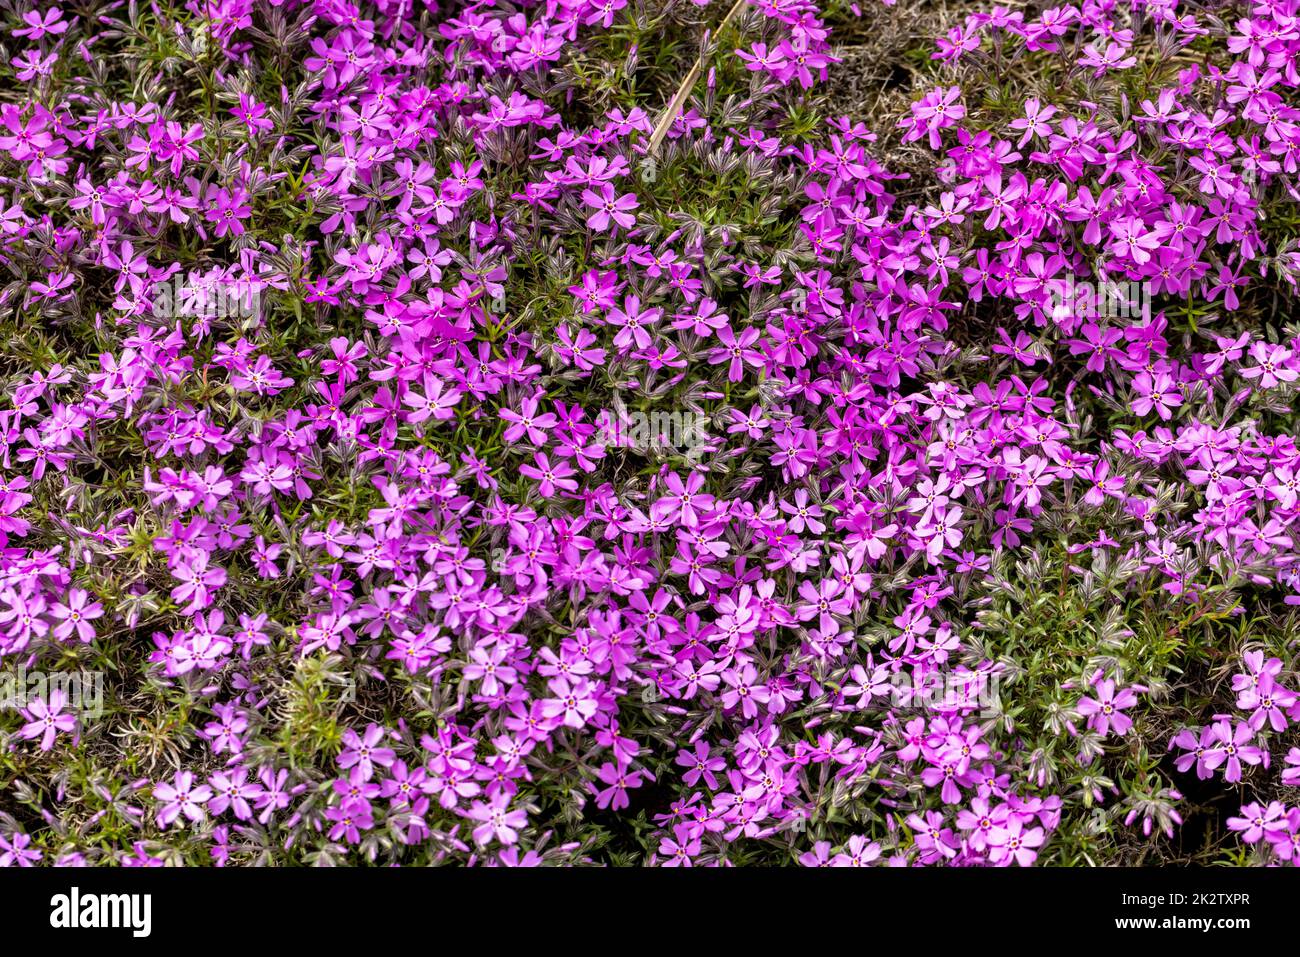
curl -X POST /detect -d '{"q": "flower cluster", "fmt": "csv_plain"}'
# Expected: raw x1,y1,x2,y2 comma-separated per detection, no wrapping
3,0,1300,869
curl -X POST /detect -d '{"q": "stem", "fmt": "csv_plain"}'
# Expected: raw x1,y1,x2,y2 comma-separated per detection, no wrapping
647,0,748,157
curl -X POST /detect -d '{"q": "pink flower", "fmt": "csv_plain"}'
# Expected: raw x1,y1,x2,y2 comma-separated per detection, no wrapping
1076,680,1138,737
338,724,397,781
1171,725,1219,780
989,819,1045,866
1239,341,1297,389
830,835,881,866
50,588,103,643
591,761,645,810
170,553,227,613
540,677,598,729
581,182,639,231
519,452,578,498
1131,371,1182,420
153,771,213,828
467,792,529,846
19,689,78,750
1203,720,1267,782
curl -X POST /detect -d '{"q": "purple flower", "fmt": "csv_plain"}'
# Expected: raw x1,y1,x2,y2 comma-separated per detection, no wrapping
1171,726,1219,780
591,761,645,810
0,831,42,866
1076,680,1138,738
49,588,103,643
581,183,638,232
1204,720,1268,783
325,799,374,844
830,835,881,867
338,725,397,781
1227,802,1289,844
467,792,529,846
153,771,213,828
18,690,77,751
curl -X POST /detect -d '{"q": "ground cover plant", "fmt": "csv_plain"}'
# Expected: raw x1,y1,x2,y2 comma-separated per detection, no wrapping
4,0,1300,867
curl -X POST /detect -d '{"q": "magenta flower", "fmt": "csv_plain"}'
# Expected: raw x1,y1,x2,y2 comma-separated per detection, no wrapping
467,792,529,846
607,294,660,352
1204,720,1267,782
900,85,966,149
658,824,702,866
1237,674,1296,731
591,761,645,810
675,740,726,789
499,395,558,446
706,325,762,382
13,7,68,41
207,768,263,821
1240,341,1298,389
19,690,77,750
14,0,1300,873
0,829,43,867
519,452,578,498
830,835,881,867
988,819,1045,867
1284,748,1300,788
50,588,103,643
1171,726,1219,780
540,677,598,729
1130,372,1182,420
325,799,374,844
581,182,639,231
153,771,213,828
1227,802,1289,844
338,724,397,781
1076,680,1138,737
